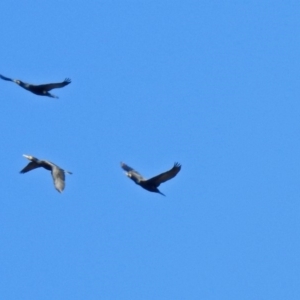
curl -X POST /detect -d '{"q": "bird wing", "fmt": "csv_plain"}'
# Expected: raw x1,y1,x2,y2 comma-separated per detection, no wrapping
51,167,66,193
36,78,71,91
0,74,14,82
145,163,181,187
20,161,42,173
120,162,141,174
120,162,145,181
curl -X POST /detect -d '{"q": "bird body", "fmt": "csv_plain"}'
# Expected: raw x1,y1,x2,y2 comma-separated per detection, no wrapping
121,162,181,196
0,74,71,98
20,155,72,193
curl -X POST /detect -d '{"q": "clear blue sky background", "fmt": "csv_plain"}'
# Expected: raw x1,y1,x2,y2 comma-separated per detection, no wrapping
0,1,299,299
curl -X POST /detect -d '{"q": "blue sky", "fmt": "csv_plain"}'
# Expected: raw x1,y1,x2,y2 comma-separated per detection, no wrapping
0,1,300,299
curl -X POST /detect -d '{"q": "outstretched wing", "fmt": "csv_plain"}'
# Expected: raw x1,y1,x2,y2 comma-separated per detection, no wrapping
120,162,142,174
37,78,71,91
0,74,14,82
20,161,42,173
145,162,181,187
51,167,66,193
120,162,145,180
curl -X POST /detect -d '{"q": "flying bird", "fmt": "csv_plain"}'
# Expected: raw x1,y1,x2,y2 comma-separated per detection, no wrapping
0,74,71,98
20,155,72,193
121,162,181,196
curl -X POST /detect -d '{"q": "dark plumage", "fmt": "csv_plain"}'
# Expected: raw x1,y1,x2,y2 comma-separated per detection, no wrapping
20,155,72,193
121,162,181,196
0,74,71,98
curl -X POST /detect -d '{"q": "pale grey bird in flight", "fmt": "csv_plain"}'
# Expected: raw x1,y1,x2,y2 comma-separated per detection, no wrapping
20,155,72,193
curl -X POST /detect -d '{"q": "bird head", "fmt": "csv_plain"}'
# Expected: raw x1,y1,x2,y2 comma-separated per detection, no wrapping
23,154,33,160
124,172,132,178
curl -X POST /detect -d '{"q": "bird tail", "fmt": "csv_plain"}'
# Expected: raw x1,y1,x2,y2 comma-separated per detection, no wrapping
158,190,165,196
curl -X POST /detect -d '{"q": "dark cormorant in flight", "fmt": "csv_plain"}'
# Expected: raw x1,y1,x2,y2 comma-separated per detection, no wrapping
0,74,71,98
121,162,181,196
20,155,72,193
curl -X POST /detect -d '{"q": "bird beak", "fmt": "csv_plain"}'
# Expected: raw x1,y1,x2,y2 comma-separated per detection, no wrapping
124,172,130,177
22,154,31,160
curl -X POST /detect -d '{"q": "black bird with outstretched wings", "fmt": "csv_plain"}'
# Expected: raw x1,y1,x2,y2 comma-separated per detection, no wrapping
0,74,71,98
121,162,181,196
